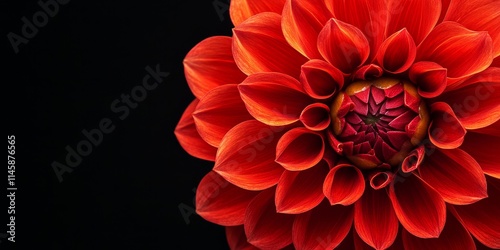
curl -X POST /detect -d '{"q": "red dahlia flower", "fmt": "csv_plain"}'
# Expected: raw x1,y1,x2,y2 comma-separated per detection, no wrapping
175,0,500,249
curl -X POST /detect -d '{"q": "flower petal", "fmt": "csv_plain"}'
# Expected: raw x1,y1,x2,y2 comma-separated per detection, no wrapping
193,84,253,147
300,103,331,131
226,226,260,250
323,164,365,206
409,61,447,98
352,64,384,81
389,174,446,238
416,22,493,81
401,145,425,173
196,171,258,226
317,18,370,74
460,130,500,178
281,0,333,59
293,201,353,250
229,0,286,26
428,102,467,149
386,0,442,45
175,99,217,161
245,188,294,249
239,72,313,126
275,160,329,214
354,187,399,250
419,148,487,204
445,0,500,57
402,210,476,250
375,28,416,74
276,128,325,171
214,120,286,190
451,176,500,248
369,171,395,189
233,13,307,78
300,59,344,100
184,36,246,99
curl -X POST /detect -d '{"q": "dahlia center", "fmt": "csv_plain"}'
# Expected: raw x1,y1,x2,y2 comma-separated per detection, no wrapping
330,78,429,169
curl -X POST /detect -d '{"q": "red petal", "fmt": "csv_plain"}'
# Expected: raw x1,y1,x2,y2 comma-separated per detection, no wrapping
184,36,246,99
229,0,286,26
193,84,253,147
416,22,493,81
428,102,467,149
281,0,333,59
451,176,500,249
401,145,425,173
293,201,353,250
375,28,416,74
445,0,500,57
239,72,313,126
226,226,260,250
196,171,258,226
389,174,446,238
300,103,331,131
300,59,344,100
409,61,447,98
245,188,294,249
402,210,476,250
175,99,217,161
214,120,285,190
317,18,370,74
323,164,365,206
276,128,325,171
232,13,307,78
369,171,394,189
352,64,383,81
460,131,500,178
386,0,442,45
419,148,487,204
355,187,399,250
275,161,329,214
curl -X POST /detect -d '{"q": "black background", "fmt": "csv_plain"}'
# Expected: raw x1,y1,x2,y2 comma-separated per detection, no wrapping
3,0,231,249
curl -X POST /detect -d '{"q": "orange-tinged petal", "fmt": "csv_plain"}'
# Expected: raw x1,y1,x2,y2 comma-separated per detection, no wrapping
323,164,365,206
386,0,442,45
317,18,370,74
428,102,467,149
184,36,246,99
232,13,307,78
193,84,253,147
226,226,260,250
229,0,286,26
419,148,488,205
174,99,217,161
460,130,500,178
409,61,447,98
196,171,258,226
389,174,446,238
300,103,331,131
214,120,286,191
354,187,398,250
416,22,493,81
276,128,325,171
375,28,416,74
281,0,333,59
300,59,344,100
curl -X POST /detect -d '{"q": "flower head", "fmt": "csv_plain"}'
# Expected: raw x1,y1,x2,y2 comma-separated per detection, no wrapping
175,0,500,249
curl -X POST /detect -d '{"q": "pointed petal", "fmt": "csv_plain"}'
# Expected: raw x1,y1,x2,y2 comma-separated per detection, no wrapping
275,161,329,214
184,36,246,99
239,72,313,126
428,102,467,149
402,210,476,250
317,18,370,74
229,0,286,26
460,131,500,178
323,164,365,206
175,99,217,161
300,103,331,131
389,174,446,238
233,13,307,78
300,59,344,100
445,0,500,57
419,148,488,204
451,176,500,249
276,128,325,171
445,66,500,92
409,61,447,98
196,171,258,226
416,22,493,81
214,120,286,190
386,0,442,45
193,84,254,147
355,187,398,250
293,201,353,250
245,188,294,249
226,226,260,250
281,0,333,59
376,28,416,74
